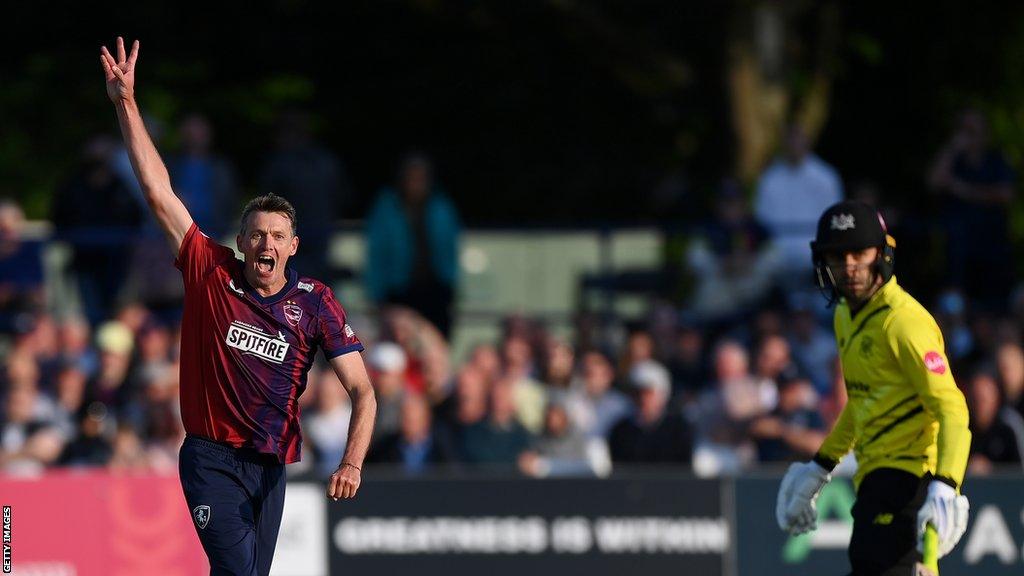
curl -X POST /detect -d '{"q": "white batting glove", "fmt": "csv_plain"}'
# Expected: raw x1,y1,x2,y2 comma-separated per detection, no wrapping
917,480,969,558
776,461,831,535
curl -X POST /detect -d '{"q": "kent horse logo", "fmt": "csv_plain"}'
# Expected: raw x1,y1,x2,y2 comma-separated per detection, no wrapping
193,505,211,530
284,302,303,327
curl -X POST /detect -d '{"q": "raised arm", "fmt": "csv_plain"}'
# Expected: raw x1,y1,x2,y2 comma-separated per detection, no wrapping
100,37,192,254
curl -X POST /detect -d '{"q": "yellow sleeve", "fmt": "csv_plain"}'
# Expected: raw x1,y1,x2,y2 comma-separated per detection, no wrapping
886,310,971,489
814,403,856,470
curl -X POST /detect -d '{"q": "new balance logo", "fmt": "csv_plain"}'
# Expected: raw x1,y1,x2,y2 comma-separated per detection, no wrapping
225,320,290,363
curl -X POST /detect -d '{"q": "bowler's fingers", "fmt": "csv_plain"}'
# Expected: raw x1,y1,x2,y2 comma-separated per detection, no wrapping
128,39,140,69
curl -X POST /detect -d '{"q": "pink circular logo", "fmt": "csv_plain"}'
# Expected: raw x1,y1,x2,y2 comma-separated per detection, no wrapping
924,351,947,375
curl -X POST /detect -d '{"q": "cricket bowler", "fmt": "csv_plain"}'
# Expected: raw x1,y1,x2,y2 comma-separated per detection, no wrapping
100,37,377,575
775,200,971,575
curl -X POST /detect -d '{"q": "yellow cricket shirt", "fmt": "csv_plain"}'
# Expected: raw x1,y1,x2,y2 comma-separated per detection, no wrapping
814,276,971,491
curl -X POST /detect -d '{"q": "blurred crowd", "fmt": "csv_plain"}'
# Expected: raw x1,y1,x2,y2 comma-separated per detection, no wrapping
2,108,1024,480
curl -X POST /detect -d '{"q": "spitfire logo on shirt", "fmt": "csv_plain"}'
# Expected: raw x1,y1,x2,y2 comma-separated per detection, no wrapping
225,320,290,364
830,213,856,231
923,351,947,375
283,301,303,327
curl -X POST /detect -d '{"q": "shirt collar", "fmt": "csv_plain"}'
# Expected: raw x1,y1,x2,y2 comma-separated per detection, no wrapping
841,275,898,321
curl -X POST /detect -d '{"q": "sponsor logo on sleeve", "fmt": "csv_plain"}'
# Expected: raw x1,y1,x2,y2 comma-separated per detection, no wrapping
923,351,947,375
297,281,314,292
225,320,290,364
344,324,356,338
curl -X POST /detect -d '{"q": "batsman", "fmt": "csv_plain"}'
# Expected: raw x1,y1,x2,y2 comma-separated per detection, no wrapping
776,200,971,575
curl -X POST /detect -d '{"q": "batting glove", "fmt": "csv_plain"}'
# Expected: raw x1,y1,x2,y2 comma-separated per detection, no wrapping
776,461,831,535
917,480,969,558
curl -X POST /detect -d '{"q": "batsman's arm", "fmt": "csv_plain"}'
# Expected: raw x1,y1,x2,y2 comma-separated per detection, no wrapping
327,351,377,500
886,311,971,489
100,37,193,254
812,402,856,471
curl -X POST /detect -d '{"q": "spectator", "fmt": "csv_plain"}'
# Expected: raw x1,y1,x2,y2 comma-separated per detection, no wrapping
518,399,611,478
754,122,843,300
997,341,1024,419
787,301,837,396
366,342,409,444
686,180,782,321
303,368,353,479
57,315,98,376
259,110,354,280
460,380,532,466
168,114,239,237
929,108,1015,312
608,360,693,464
108,423,149,471
438,365,491,440
618,325,655,381
52,364,88,440
967,371,1024,474
749,376,827,462
59,401,113,467
667,324,707,401
566,350,631,438
368,394,457,474
0,199,45,335
0,382,63,473
85,321,138,427
690,340,774,476
52,135,142,325
753,334,800,388
501,334,547,434
542,339,575,390
467,342,503,386
365,153,461,336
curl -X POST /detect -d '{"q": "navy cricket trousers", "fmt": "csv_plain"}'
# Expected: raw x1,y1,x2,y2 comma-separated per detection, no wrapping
179,434,287,576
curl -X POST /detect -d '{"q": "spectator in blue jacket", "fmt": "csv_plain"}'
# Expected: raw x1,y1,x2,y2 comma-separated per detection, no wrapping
365,153,460,336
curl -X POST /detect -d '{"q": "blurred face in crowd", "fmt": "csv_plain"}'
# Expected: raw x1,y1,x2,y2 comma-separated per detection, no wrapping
968,373,1001,431
502,336,533,377
99,349,132,387
544,341,575,387
489,381,518,426
997,342,1024,403
636,386,668,424
456,366,489,424
779,379,817,414
6,353,39,388
236,211,298,293
582,351,615,397
179,114,212,155
469,344,501,383
714,342,749,383
756,335,791,379
372,365,407,399
543,404,570,438
784,124,809,164
139,324,172,363
823,247,883,305
399,158,432,204
56,367,87,412
626,331,654,365
6,386,37,424
59,317,91,354
0,201,25,247
400,395,432,444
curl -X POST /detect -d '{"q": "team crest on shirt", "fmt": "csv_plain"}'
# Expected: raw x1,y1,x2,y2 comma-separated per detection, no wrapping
924,351,947,375
193,505,211,529
859,336,874,358
283,301,303,327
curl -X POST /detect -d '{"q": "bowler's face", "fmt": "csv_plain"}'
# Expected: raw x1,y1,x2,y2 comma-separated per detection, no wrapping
236,211,298,289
